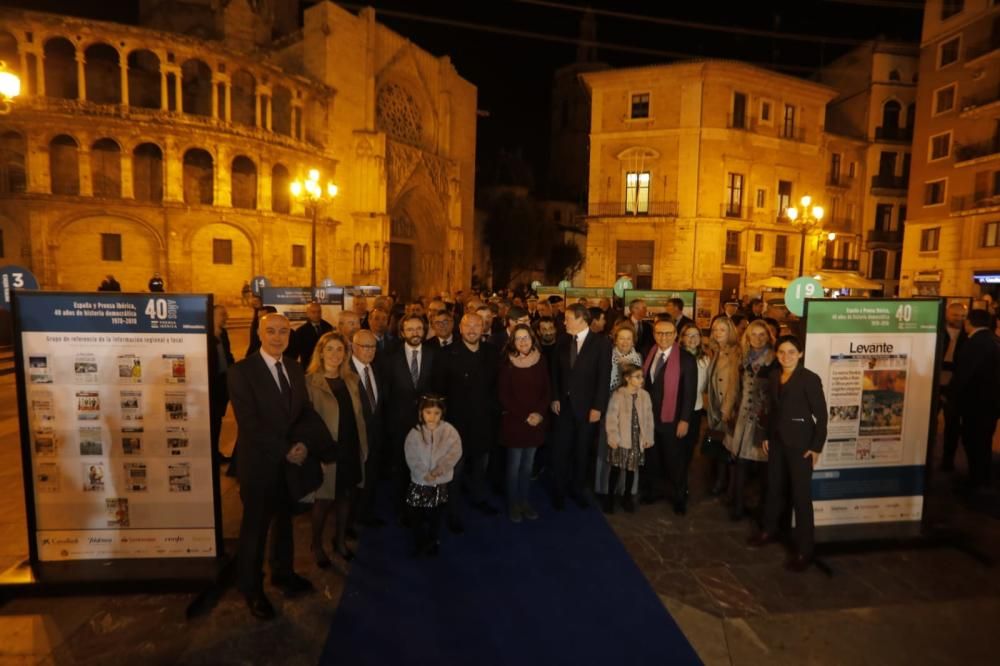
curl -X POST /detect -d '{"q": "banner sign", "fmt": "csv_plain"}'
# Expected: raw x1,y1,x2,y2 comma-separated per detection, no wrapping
623,289,696,321
565,287,613,304
344,285,383,314
804,298,941,533
12,292,220,563
535,286,564,302
0,265,39,310
262,286,344,323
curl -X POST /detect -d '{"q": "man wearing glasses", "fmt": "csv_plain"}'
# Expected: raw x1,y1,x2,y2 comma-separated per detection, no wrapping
351,329,387,527
641,320,697,514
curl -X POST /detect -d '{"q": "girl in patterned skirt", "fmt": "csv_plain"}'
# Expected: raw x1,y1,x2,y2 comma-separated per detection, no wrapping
404,395,462,557
604,364,654,514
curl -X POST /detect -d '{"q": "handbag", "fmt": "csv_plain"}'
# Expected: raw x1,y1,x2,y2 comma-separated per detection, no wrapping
700,428,727,459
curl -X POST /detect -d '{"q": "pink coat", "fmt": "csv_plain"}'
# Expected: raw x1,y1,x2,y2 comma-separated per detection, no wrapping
605,387,655,450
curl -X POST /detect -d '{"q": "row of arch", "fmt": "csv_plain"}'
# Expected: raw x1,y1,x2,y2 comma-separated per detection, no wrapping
0,31,301,138
1,130,292,212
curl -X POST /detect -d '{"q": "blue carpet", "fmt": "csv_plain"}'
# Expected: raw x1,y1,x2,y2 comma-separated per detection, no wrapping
320,486,702,666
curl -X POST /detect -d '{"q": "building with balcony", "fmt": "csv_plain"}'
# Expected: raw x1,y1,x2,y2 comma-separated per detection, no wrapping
819,40,920,296
579,60,860,309
0,1,477,303
901,0,1000,297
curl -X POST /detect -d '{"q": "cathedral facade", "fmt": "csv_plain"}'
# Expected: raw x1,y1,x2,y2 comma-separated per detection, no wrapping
0,0,477,303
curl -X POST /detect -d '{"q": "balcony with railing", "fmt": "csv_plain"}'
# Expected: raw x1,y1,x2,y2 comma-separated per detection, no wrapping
960,86,1000,118
955,135,1000,164
822,257,860,271
874,125,914,142
827,173,852,188
867,229,903,246
965,33,1000,64
870,174,909,192
720,201,746,219
586,200,679,217
951,192,1000,214
779,126,806,142
726,113,757,132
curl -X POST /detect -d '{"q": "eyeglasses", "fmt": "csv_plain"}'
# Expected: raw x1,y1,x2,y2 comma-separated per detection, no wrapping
654,331,677,337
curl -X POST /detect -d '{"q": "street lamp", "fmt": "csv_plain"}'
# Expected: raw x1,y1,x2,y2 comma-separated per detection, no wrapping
786,195,824,277
290,168,338,294
0,61,22,114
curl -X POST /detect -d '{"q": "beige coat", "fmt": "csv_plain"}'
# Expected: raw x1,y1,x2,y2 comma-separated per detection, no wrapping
306,371,369,494
605,387,655,450
706,343,741,432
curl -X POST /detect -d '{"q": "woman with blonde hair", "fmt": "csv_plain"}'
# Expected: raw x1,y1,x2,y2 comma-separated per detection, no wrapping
705,315,741,496
305,331,368,567
727,319,776,522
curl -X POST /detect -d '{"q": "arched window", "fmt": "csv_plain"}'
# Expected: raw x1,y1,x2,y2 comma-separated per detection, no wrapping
133,143,163,202
231,69,256,126
128,50,161,109
0,131,27,194
272,85,292,136
231,155,257,209
50,135,80,195
90,138,121,198
353,243,362,273
44,37,78,100
271,163,290,214
183,148,214,205
870,250,888,280
376,82,423,146
84,43,121,104
882,100,901,130
363,244,371,272
181,59,213,117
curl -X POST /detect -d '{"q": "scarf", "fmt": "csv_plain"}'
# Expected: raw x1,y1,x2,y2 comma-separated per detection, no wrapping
642,343,682,423
509,348,541,369
611,347,642,390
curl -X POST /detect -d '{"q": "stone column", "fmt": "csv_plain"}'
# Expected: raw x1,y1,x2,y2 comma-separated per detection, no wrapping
216,146,231,207
76,53,86,101
224,80,232,122
119,50,129,106
160,69,168,110
174,70,182,113
35,51,45,97
264,95,272,131
78,145,93,197
211,77,219,119
255,91,262,127
121,146,134,199
259,157,272,211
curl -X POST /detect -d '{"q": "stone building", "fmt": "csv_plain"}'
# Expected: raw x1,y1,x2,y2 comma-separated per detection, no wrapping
580,60,876,310
820,40,920,296
0,0,477,304
900,0,1000,298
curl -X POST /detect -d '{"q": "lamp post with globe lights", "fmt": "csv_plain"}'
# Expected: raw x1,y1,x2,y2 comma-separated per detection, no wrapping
290,169,338,295
786,195,825,277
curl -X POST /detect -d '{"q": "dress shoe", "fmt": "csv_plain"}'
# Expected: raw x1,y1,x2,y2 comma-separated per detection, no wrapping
785,554,812,572
746,532,776,548
271,572,315,597
447,516,465,534
572,493,592,509
508,505,523,523
473,500,500,516
622,494,636,513
245,594,276,621
520,503,539,520
312,546,332,569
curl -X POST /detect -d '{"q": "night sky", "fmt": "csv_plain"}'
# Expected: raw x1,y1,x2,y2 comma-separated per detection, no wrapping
10,0,924,190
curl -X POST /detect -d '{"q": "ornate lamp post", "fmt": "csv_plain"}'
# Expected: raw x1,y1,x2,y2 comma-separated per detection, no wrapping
0,61,22,114
290,169,338,294
786,195,825,277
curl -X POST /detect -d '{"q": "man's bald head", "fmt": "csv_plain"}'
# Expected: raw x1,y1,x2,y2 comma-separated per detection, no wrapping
259,312,291,357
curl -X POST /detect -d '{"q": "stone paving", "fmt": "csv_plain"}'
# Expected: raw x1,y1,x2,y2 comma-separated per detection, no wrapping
0,328,997,665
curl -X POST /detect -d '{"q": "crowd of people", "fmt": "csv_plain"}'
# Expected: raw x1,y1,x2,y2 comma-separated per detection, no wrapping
212,287,1000,620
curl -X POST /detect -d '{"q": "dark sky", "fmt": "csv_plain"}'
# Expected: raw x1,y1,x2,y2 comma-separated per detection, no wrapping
10,0,924,189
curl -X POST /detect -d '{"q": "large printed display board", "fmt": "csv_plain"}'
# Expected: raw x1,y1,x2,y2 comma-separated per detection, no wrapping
804,298,941,532
623,289,696,321
262,286,345,323
565,287,613,303
13,292,221,563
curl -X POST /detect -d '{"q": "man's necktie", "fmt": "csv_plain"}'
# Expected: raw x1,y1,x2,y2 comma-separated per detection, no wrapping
653,352,666,380
275,361,292,408
569,336,578,368
364,365,377,408
410,349,420,387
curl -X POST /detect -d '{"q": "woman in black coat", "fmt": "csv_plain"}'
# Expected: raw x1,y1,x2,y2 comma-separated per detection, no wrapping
748,335,828,572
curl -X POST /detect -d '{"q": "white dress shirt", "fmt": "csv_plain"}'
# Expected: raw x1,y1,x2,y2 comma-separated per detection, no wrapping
259,349,291,392
351,356,379,404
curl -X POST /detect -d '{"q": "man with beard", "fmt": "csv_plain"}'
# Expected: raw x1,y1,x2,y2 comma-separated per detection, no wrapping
434,313,500,530
535,316,560,368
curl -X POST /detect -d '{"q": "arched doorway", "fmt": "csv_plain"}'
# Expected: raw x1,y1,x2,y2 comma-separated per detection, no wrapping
55,215,161,291
389,182,447,301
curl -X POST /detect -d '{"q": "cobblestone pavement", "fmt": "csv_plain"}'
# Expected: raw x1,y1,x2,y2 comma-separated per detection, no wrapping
0,328,997,665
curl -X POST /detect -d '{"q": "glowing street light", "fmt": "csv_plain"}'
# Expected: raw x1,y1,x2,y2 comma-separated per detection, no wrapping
786,194,824,277
0,61,22,115
290,168,338,293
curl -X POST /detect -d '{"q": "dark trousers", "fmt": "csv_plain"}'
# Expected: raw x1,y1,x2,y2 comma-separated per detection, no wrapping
644,421,686,502
678,410,703,498
209,375,228,454
237,483,294,598
552,409,596,499
763,442,816,557
357,435,381,520
448,449,490,519
961,411,998,488
941,395,962,466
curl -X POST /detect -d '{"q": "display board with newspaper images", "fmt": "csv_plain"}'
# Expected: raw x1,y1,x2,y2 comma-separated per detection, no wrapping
623,289,696,321
564,287,613,305
13,292,221,563
261,286,345,324
803,298,941,537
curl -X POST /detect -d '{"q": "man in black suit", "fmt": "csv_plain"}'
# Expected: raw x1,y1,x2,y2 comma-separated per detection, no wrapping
948,309,1000,492
228,313,328,620
664,297,694,333
350,329,387,526
938,302,968,471
430,310,455,347
384,314,438,515
289,302,333,367
549,303,612,509
628,298,654,358
368,306,397,357
641,319,698,514
209,304,235,463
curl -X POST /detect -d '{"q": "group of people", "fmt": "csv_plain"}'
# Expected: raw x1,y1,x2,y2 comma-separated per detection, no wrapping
96,272,165,292
214,288,845,620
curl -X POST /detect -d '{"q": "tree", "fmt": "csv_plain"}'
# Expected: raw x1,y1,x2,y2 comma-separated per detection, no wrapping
483,190,551,288
546,240,584,284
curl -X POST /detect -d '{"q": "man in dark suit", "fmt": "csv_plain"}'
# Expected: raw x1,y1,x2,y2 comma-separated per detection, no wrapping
430,310,455,347
348,329,387,526
289,302,333,367
368,306,397,357
949,309,1000,492
628,298,654,358
384,314,438,515
641,319,698,514
550,303,612,509
939,302,968,471
434,312,501,526
664,297,694,333
209,304,235,463
228,312,328,620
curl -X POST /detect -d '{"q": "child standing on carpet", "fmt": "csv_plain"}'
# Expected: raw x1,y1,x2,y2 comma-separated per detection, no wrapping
604,363,654,514
404,395,462,557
